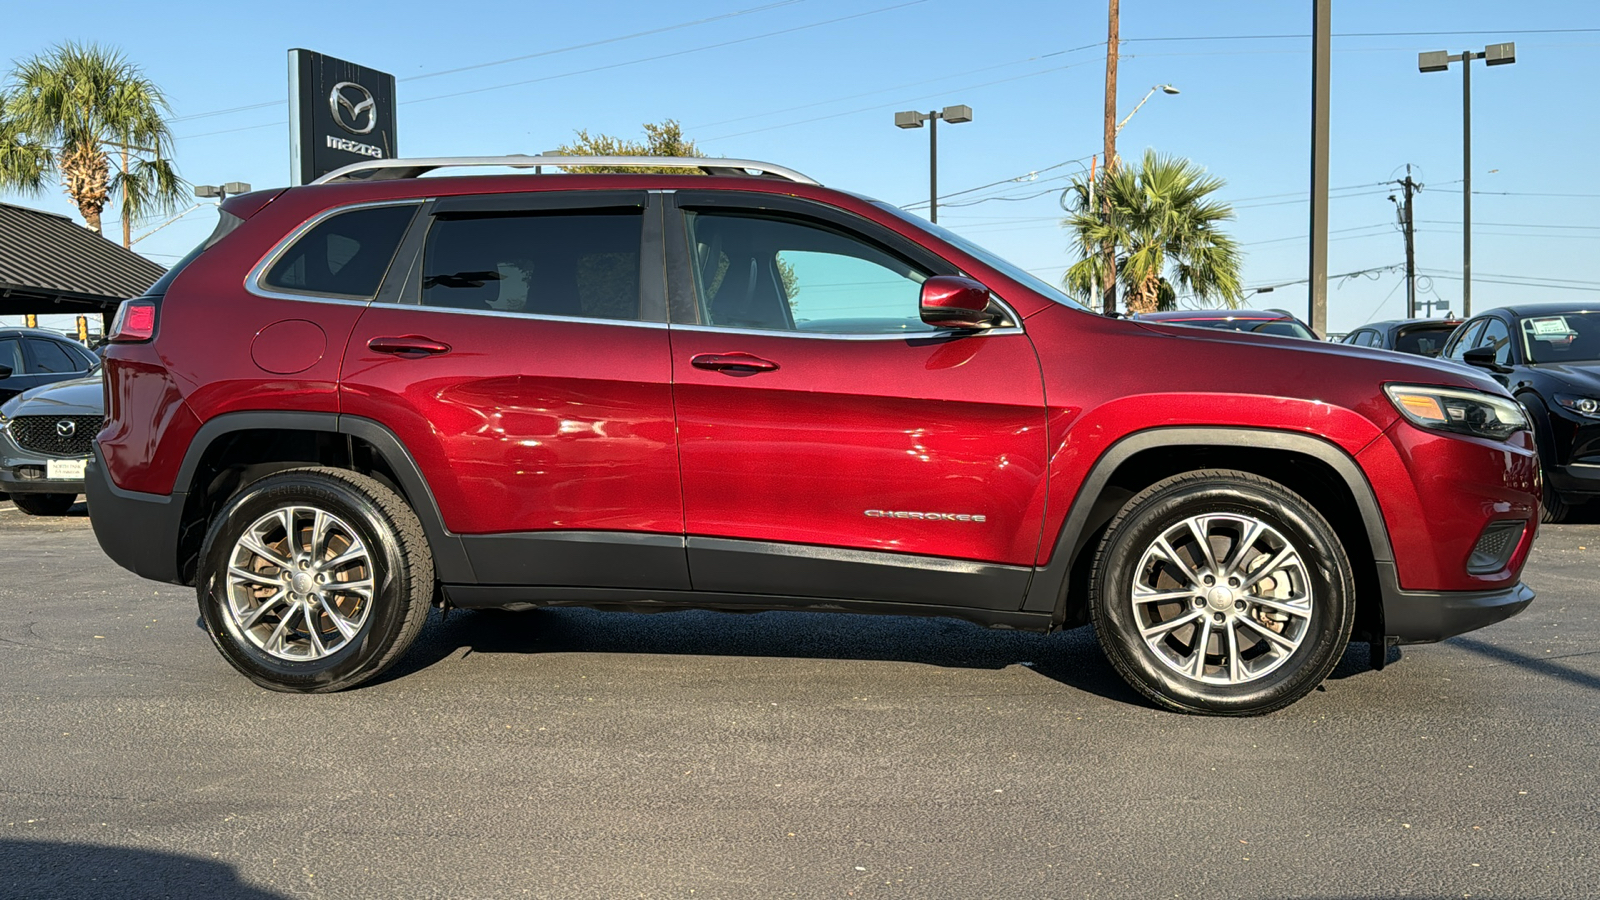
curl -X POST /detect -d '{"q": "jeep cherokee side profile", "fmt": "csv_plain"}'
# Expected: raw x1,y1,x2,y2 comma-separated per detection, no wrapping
88,156,1538,714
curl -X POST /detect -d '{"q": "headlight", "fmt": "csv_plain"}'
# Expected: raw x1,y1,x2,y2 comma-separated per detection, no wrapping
1384,384,1527,440
1554,394,1600,418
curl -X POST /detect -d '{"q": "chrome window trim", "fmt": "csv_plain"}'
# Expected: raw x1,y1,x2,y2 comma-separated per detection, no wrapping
671,293,1025,340
373,303,670,330
245,199,426,304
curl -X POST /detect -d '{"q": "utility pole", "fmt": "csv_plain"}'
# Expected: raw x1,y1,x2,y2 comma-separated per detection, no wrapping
1101,0,1120,315
1393,167,1421,318
1308,0,1331,337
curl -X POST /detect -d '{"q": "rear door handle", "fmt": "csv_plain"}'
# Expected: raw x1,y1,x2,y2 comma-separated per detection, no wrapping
368,335,452,356
690,352,779,373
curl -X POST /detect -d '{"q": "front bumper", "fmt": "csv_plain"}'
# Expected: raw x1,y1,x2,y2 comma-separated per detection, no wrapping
84,446,187,584
1377,560,1535,644
1,430,87,495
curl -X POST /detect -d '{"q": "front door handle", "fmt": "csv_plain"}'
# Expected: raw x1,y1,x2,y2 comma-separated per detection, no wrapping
690,352,780,373
368,335,452,356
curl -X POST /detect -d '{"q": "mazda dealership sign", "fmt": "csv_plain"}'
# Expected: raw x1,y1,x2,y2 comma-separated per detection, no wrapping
288,49,397,184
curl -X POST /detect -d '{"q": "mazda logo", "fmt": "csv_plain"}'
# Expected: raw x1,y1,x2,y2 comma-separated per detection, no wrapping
329,81,377,135
56,419,76,438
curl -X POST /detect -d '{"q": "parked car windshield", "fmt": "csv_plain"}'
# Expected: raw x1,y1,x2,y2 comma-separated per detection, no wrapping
1521,310,1600,363
870,201,1089,312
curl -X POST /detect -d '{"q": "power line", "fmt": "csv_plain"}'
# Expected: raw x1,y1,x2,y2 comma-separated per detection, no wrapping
1418,219,1600,231
902,157,1092,209
690,44,1097,131
1121,27,1600,43
176,0,927,138
702,58,1098,142
407,0,930,107
171,0,809,123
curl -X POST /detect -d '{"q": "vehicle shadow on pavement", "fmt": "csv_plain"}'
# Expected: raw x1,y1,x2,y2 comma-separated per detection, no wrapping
388,606,1152,705
1450,636,1600,692
0,839,286,899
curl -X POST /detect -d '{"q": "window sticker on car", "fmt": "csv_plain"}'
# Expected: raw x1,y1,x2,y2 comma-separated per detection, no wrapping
1528,316,1572,337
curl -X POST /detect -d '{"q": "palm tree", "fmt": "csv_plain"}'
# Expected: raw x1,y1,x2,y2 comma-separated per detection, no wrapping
0,42,185,245
1062,150,1243,314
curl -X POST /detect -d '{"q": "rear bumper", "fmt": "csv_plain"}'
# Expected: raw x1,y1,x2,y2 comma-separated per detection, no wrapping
1378,560,1534,643
85,446,186,584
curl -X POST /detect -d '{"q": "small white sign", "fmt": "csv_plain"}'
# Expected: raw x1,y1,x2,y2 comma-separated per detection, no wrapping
46,459,86,480
1529,316,1570,336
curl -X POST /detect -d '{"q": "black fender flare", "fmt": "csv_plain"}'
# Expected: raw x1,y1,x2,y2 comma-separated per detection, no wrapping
173,411,473,583
1019,426,1395,619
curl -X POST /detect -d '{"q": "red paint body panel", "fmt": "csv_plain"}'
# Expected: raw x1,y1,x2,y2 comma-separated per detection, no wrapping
670,329,1048,565
95,171,1540,611
340,306,681,535
1357,421,1539,590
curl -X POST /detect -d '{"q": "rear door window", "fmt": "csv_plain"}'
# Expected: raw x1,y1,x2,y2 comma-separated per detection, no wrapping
25,338,83,374
262,204,418,299
418,210,644,321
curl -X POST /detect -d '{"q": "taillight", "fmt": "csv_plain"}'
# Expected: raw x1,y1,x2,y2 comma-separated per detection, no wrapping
108,300,157,343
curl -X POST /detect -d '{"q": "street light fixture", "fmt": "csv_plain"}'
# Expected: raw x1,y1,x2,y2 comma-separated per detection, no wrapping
193,182,252,201
894,104,973,223
1419,41,1516,317
1114,84,1179,138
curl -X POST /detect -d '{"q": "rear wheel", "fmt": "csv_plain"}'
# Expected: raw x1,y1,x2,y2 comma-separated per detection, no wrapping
196,467,433,692
11,493,76,516
1090,470,1354,716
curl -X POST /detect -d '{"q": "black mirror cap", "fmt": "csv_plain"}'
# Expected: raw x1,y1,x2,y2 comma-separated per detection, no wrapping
0,364,11,379
1462,346,1514,374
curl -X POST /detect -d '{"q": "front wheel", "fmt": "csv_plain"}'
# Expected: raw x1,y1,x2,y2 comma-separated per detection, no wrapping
196,468,434,692
1090,470,1354,716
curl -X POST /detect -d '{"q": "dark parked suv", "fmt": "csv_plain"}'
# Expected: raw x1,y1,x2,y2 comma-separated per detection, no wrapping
89,156,1539,715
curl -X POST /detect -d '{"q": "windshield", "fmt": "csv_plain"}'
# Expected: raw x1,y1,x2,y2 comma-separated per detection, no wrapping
1521,311,1600,363
871,201,1089,312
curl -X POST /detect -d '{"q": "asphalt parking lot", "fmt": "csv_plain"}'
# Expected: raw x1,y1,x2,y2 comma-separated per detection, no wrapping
1,496,1596,900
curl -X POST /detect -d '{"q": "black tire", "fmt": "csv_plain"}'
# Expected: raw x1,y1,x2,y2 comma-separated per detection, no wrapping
11,493,77,516
1519,395,1573,524
196,467,434,693
1089,469,1355,716
1540,478,1571,525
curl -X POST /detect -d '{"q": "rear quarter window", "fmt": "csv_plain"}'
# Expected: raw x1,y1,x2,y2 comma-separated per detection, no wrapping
262,204,418,299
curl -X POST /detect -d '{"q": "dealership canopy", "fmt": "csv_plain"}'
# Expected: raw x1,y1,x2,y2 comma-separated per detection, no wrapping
0,202,166,320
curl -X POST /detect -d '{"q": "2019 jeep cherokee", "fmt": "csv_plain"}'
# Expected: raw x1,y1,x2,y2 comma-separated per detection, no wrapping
87,156,1539,714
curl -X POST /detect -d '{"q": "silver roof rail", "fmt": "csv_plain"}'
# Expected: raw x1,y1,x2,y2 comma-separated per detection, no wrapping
311,155,818,186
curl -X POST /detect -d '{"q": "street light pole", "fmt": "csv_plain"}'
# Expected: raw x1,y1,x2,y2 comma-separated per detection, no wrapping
894,105,973,224
1116,85,1180,136
1420,42,1516,318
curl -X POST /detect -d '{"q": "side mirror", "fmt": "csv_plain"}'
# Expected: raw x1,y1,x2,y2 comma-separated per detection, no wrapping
1462,346,1513,374
0,364,11,379
919,275,997,329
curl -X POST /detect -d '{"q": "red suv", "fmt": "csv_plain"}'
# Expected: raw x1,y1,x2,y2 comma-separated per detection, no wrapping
88,156,1539,714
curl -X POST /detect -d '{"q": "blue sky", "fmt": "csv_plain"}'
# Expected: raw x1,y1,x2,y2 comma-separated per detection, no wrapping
2,0,1596,334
